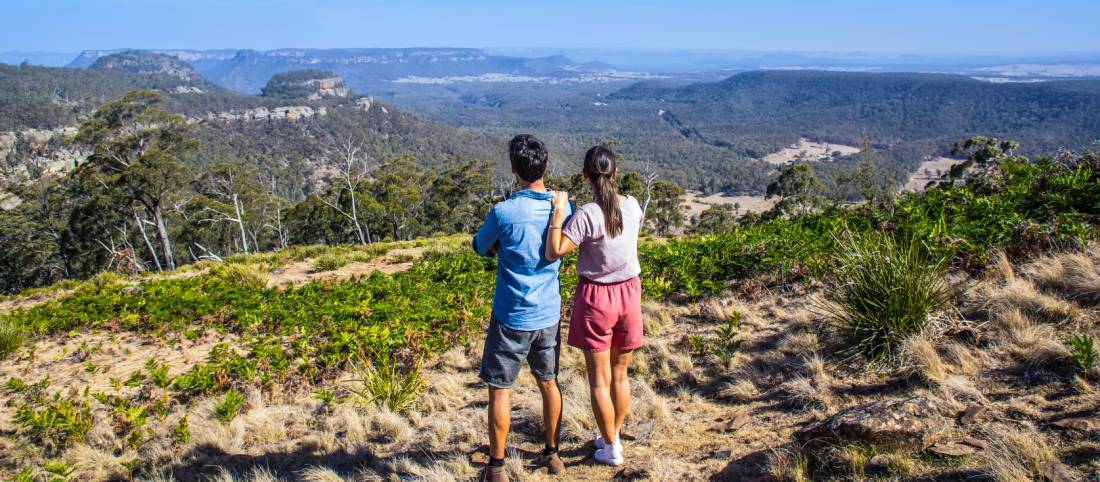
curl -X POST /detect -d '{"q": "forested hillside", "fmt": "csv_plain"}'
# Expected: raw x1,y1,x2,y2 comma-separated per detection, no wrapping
398,71,1100,193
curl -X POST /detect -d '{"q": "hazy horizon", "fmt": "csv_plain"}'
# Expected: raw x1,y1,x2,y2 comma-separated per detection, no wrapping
4,0,1099,55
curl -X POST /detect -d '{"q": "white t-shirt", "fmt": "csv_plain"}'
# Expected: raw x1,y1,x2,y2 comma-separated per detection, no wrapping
562,195,643,284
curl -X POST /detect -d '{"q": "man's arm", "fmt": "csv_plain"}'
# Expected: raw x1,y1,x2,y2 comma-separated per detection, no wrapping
472,207,501,257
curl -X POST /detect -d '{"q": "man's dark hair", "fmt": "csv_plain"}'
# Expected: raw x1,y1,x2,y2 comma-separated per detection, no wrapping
509,134,548,183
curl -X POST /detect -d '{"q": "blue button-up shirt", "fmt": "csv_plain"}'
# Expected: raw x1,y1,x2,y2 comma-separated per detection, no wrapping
472,189,573,331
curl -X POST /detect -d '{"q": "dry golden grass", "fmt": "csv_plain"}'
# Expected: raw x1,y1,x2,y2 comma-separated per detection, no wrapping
778,331,820,357
642,300,675,335
767,447,811,482
901,335,947,385
299,467,346,482
942,342,981,376
989,308,1073,368
976,278,1081,323
1023,250,1100,304
978,425,1056,482
719,379,759,402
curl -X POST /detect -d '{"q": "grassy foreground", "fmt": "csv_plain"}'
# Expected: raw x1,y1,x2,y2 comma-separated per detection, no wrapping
0,150,1098,480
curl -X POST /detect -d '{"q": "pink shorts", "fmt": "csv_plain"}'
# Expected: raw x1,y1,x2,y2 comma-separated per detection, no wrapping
568,276,644,352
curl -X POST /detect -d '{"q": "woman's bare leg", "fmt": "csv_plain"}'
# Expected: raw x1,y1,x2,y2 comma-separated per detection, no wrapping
584,350,617,443
610,347,633,437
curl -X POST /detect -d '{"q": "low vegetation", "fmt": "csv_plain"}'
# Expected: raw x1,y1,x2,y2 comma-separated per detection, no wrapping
0,140,1098,480
819,232,951,365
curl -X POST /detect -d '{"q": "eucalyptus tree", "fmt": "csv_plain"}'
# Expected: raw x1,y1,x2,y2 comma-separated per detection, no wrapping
74,89,195,271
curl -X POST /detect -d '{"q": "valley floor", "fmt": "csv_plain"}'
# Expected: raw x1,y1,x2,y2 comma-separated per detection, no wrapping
1,245,1099,481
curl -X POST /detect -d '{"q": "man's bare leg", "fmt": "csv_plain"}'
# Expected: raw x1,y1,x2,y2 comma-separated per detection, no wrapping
488,386,512,459
536,378,562,449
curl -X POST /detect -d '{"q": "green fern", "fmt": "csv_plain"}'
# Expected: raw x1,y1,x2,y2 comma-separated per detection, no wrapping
1066,334,1098,373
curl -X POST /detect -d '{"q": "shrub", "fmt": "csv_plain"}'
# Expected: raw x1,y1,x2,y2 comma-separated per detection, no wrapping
708,310,744,364
347,351,424,414
1066,334,1097,373
312,253,349,272
0,318,25,360
212,263,268,290
13,394,93,454
213,389,245,423
819,232,950,365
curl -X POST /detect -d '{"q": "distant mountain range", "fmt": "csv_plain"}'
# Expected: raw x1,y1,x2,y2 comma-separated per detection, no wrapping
65,48,652,94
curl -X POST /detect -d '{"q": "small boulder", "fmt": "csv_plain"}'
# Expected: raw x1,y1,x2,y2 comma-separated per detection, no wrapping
794,397,950,451
958,405,986,425
1039,461,1075,482
1050,417,1096,432
944,326,981,345
928,441,977,457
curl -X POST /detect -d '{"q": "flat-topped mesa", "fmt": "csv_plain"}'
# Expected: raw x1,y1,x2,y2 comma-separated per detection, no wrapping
89,51,202,82
262,70,350,100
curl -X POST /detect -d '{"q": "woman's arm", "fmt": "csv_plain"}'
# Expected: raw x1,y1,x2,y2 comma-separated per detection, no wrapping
546,191,577,260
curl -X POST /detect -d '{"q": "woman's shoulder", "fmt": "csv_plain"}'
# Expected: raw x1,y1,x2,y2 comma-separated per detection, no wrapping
621,195,642,210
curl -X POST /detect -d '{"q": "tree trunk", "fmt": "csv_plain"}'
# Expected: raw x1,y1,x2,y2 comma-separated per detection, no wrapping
232,193,249,254
152,204,176,271
134,209,162,272
349,190,366,245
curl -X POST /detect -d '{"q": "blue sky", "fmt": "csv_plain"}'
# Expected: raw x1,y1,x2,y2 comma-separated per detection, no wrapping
3,0,1099,54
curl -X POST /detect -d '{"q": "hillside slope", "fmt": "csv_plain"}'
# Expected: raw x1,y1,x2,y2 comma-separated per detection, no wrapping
0,60,506,190
1,152,1098,480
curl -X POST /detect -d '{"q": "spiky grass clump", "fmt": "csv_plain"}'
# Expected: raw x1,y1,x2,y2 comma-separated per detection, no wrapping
312,253,349,272
819,233,950,365
0,318,25,360
347,351,424,414
211,263,268,290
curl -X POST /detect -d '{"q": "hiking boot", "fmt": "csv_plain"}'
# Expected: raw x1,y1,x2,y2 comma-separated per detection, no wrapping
534,451,566,475
479,465,509,482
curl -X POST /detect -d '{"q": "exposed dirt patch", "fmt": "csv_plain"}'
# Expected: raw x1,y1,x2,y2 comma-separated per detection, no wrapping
761,138,860,165
903,156,965,192
685,191,776,218
266,247,426,288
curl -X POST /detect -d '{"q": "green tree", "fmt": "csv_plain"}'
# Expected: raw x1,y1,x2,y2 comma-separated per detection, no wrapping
74,89,195,271
370,156,427,241
691,204,737,234
424,160,494,234
648,180,686,236
766,163,825,216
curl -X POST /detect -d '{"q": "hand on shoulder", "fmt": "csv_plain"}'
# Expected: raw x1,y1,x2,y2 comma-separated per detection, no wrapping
552,191,569,212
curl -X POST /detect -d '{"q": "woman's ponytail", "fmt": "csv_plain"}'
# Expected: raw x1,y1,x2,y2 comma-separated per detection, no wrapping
583,145,623,237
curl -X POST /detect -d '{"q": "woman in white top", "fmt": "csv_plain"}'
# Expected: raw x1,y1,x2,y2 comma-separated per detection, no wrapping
545,145,644,466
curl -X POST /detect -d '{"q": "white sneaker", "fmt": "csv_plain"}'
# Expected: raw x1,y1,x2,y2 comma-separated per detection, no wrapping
594,432,620,449
594,440,624,466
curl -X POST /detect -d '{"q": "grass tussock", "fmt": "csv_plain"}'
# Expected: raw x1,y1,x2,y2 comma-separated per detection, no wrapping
211,263,269,290
900,335,947,385
767,447,811,482
641,300,674,336
1023,250,1100,305
0,318,25,360
312,253,350,272
719,379,759,402
347,352,424,414
978,426,1056,482
976,278,1081,324
819,233,950,365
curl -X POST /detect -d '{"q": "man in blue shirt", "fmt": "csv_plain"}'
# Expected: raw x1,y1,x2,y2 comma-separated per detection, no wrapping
472,134,572,481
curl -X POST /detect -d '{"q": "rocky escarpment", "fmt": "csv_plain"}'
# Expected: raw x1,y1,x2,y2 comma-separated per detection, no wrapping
261,70,350,100
90,51,204,84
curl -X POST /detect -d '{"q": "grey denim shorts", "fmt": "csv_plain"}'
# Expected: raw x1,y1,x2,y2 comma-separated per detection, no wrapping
479,315,560,388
